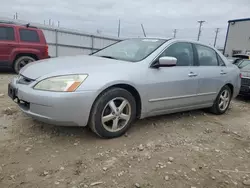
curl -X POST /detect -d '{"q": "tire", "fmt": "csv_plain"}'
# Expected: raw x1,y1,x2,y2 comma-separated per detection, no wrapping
209,85,232,115
89,88,136,138
14,56,35,74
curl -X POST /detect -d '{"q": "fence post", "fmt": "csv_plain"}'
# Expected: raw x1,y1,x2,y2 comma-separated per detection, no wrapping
91,35,94,53
55,29,58,57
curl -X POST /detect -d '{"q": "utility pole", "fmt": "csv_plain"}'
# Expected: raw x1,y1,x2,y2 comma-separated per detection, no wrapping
197,20,205,41
173,29,177,38
117,19,121,37
214,28,220,47
96,29,102,34
141,24,146,37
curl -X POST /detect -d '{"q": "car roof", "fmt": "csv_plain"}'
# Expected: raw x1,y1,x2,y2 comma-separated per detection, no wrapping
0,22,39,30
130,37,172,40
128,37,215,46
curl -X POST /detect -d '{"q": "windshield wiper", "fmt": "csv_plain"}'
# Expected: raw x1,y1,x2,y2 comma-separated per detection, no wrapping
98,55,117,60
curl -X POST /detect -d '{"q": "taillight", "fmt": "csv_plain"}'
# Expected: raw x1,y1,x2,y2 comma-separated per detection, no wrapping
239,73,242,78
45,45,49,57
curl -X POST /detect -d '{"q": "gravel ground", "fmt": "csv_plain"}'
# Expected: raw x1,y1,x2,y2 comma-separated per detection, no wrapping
0,72,250,188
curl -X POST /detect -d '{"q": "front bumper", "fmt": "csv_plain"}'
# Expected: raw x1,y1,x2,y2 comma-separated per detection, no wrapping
8,78,96,127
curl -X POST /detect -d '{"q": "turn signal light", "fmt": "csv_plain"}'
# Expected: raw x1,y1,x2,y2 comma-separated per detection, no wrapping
66,81,82,92
45,45,49,57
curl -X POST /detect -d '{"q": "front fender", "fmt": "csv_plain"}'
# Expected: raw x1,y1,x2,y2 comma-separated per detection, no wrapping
96,80,138,93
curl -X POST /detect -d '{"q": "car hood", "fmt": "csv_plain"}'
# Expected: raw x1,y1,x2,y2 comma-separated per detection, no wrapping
20,55,132,80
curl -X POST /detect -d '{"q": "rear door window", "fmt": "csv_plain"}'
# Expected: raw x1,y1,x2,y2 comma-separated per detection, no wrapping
0,26,15,41
195,44,218,66
19,29,39,42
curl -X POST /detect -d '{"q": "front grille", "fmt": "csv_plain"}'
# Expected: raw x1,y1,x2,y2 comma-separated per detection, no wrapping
17,75,34,85
242,78,250,86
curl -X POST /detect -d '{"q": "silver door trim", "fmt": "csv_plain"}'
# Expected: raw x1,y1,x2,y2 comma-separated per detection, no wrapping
196,92,217,96
149,92,216,102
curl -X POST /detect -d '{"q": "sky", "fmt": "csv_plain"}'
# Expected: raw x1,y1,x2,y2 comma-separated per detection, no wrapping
0,0,250,48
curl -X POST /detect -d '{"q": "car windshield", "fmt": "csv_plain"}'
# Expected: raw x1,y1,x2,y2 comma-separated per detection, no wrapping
239,60,250,69
92,38,166,62
233,59,243,66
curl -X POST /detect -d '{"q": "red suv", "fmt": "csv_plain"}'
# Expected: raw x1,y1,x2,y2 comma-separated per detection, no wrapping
0,22,49,73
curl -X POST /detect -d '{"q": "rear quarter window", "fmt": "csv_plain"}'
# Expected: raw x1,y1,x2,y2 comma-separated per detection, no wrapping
19,29,39,42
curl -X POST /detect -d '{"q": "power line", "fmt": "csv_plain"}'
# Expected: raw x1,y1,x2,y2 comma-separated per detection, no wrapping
197,20,205,41
214,28,220,47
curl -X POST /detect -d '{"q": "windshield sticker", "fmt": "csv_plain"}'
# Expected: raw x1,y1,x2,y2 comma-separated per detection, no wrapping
142,39,159,42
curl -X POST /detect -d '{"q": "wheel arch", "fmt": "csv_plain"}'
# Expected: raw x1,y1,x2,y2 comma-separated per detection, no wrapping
225,83,234,97
91,83,142,118
13,53,38,66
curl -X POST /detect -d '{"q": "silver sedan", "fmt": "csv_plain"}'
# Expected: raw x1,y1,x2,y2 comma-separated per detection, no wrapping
8,38,241,138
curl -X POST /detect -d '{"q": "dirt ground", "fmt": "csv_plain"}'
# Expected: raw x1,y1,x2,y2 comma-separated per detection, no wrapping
0,72,250,188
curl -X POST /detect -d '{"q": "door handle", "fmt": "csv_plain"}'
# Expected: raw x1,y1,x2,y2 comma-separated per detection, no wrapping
220,71,227,75
188,72,198,77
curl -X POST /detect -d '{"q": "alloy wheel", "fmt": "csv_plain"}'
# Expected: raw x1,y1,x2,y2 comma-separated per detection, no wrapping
218,89,230,111
18,58,33,70
101,97,131,132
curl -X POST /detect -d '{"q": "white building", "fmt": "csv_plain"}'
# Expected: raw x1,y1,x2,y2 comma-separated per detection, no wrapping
224,18,250,57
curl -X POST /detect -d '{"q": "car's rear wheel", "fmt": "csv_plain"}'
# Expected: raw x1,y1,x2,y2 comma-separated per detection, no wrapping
14,56,35,73
209,85,232,115
89,88,136,138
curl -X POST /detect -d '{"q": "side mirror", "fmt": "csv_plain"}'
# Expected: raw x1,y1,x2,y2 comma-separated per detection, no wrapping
152,56,177,68
158,56,177,67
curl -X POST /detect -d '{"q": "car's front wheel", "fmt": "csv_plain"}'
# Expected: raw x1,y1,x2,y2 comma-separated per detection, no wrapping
89,88,136,138
210,85,232,115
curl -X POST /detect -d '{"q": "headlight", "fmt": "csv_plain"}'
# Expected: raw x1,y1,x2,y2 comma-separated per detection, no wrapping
34,74,88,92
